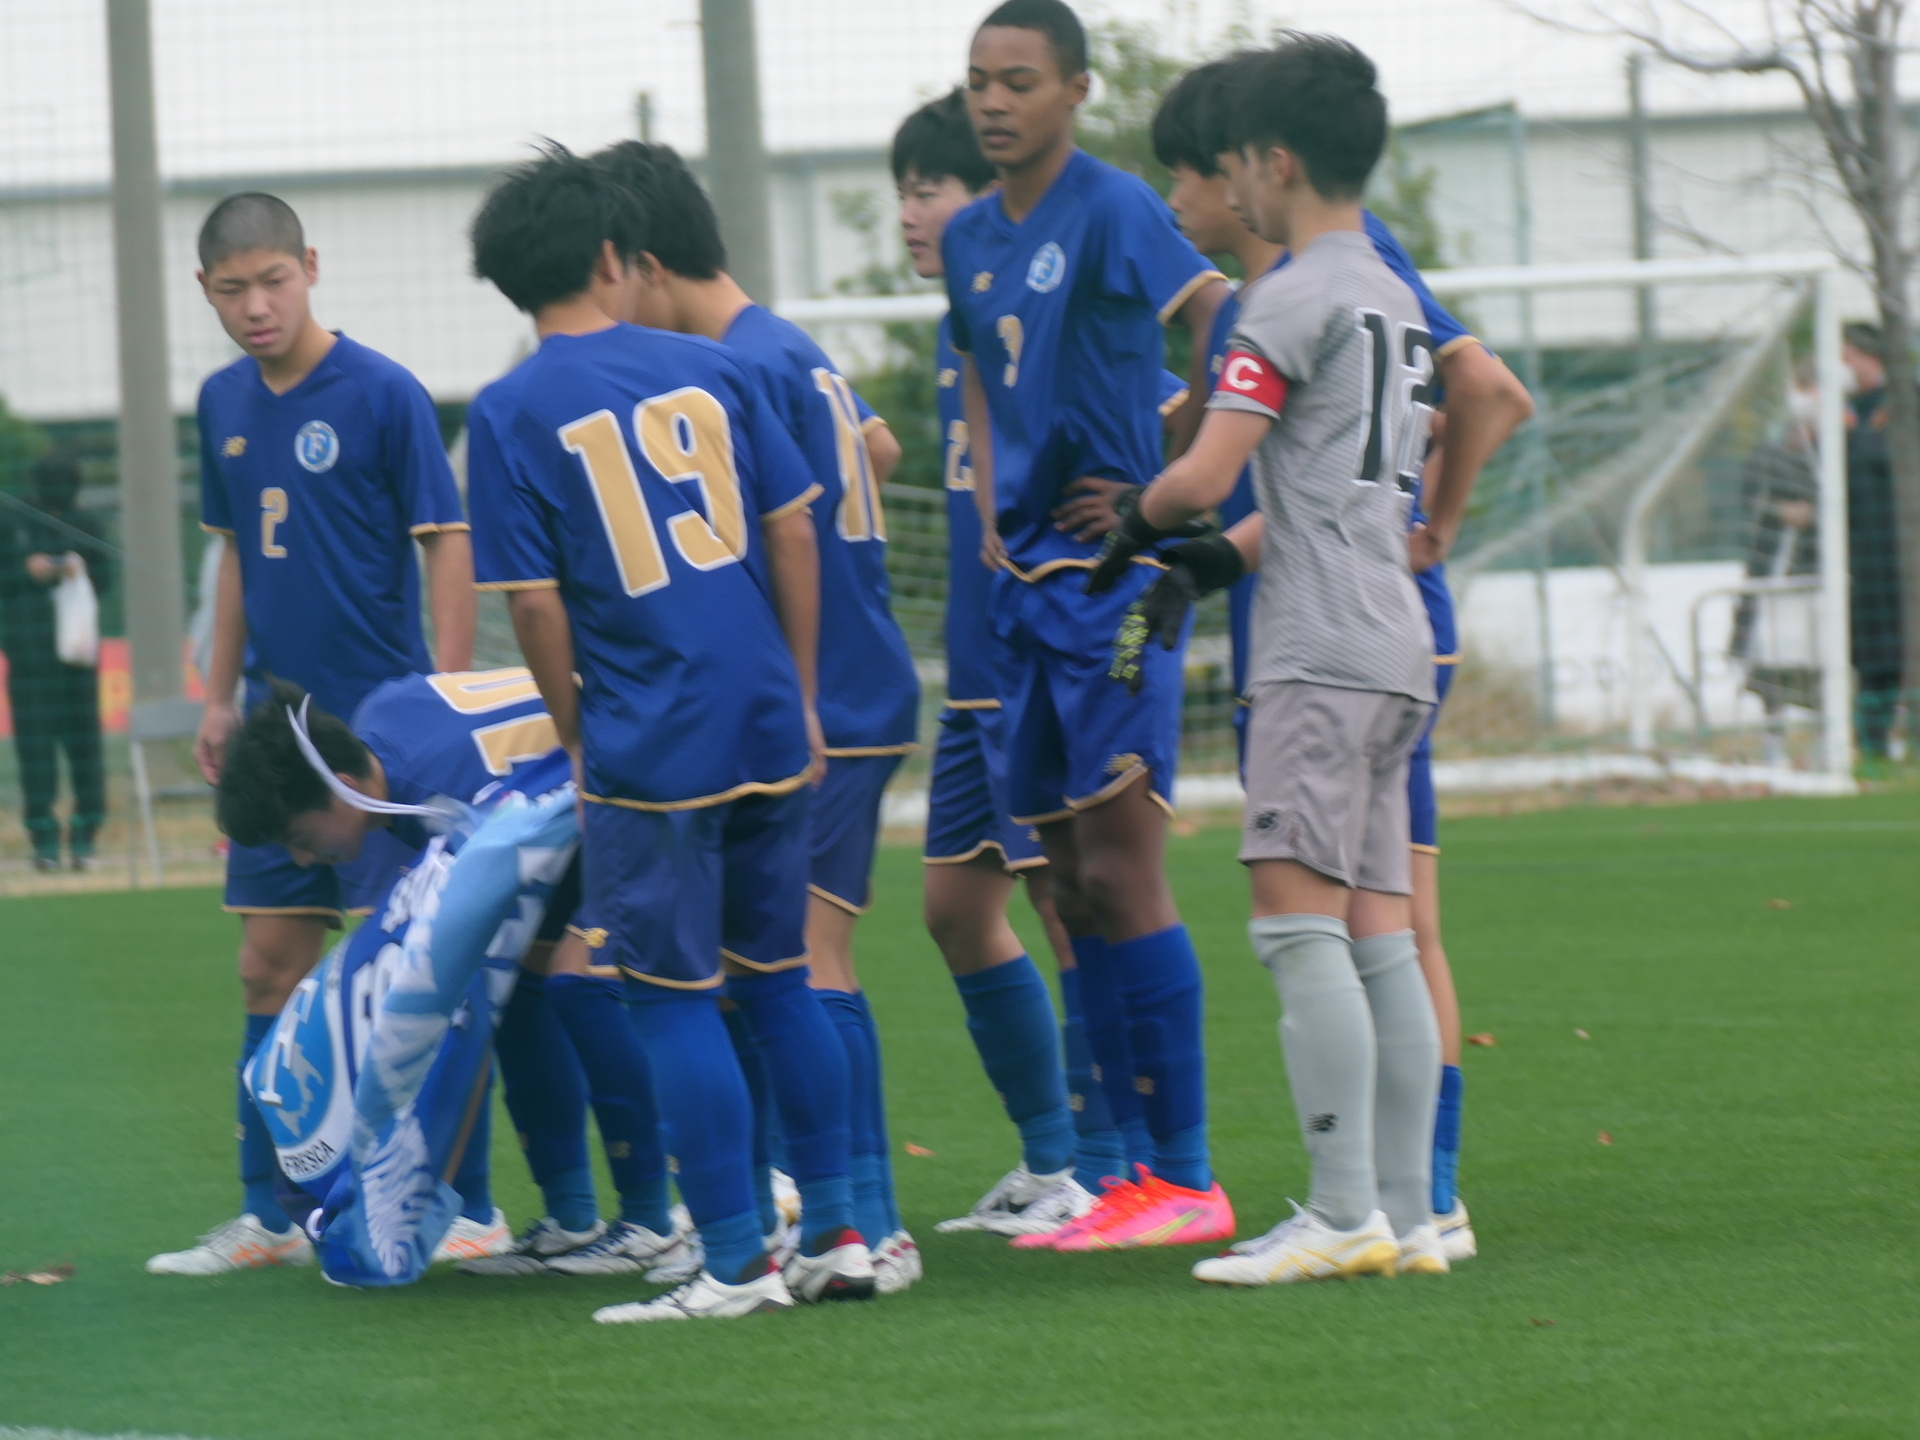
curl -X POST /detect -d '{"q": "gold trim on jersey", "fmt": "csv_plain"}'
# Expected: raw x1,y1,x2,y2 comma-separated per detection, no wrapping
720,947,811,974
1435,334,1480,361
1002,554,1167,584
808,882,870,915
944,698,1001,711
224,904,343,926
1410,842,1441,856
201,523,236,538
582,766,812,812
620,967,726,991
410,522,472,536
1010,803,1075,826
923,839,1007,866
823,743,918,758
761,481,824,523
1435,652,1462,666
1158,386,1191,417
474,578,559,592
859,415,888,436
1157,269,1228,326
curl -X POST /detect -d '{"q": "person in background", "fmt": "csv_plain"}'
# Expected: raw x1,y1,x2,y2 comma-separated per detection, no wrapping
0,450,113,871
1840,323,1907,760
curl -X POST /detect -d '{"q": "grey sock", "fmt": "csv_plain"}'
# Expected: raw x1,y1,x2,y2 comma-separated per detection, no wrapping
1250,913,1378,1231
1353,929,1442,1237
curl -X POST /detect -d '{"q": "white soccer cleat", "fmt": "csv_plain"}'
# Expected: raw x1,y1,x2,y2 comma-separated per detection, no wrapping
781,1226,878,1303
1437,1200,1477,1263
145,1214,314,1276
431,1207,512,1263
1193,1203,1398,1287
764,1217,800,1271
456,1216,606,1276
1394,1222,1451,1276
872,1229,923,1295
592,1267,795,1323
545,1219,702,1282
936,1166,1091,1236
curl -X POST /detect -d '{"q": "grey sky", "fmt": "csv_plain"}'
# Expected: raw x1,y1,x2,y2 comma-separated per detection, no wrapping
1,0,1826,188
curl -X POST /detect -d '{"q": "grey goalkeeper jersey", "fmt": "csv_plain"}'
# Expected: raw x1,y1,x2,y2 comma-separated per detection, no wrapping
1207,229,1437,703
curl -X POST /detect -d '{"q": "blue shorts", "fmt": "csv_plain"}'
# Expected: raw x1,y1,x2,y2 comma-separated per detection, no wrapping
222,831,409,924
992,566,1187,825
809,753,905,913
923,705,1045,872
1407,659,1457,853
571,786,811,990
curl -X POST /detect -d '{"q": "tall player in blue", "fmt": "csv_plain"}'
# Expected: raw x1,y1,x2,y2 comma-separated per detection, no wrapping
149,194,488,1276
1145,51,1535,1261
591,141,924,1291
947,0,1237,1252
468,147,874,1321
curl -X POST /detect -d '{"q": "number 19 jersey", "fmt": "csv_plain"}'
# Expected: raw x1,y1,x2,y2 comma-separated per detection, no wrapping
466,324,820,809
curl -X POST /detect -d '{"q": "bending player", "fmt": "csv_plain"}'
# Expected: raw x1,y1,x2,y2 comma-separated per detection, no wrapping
1147,52,1534,1262
948,0,1236,1252
591,140,923,1291
150,193,492,1276
1093,35,1456,1282
468,146,871,1321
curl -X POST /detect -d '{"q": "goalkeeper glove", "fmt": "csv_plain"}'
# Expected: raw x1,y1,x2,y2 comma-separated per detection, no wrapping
1085,494,1213,595
1107,530,1246,696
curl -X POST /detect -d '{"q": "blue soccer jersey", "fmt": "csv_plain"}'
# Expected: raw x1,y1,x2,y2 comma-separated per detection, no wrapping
466,323,818,809
941,149,1223,579
350,668,566,856
719,304,919,753
198,333,467,719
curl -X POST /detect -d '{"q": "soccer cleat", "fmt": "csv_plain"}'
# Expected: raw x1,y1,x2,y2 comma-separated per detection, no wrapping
1395,1223,1451,1276
1047,1168,1234,1252
872,1229,923,1294
456,1216,606,1276
544,1219,701,1282
592,1267,795,1324
1192,1203,1398,1286
764,1217,800,1271
1009,1172,1142,1250
1437,1200,1477,1263
935,1165,1086,1235
431,1207,512,1263
146,1214,314,1275
781,1226,878,1303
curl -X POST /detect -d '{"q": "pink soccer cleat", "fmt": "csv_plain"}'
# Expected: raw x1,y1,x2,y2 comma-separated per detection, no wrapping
1049,1167,1234,1252
1009,1172,1143,1250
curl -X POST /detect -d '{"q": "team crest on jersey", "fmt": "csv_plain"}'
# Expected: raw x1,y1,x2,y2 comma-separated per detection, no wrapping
295,419,340,473
1026,242,1066,293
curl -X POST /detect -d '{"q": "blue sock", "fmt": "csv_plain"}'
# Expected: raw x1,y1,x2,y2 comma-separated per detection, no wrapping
624,982,763,1280
818,988,893,1244
721,1005,781,1236
954,956,1074,1177
1069,935,1154,1182
1059,966,1127,1190
1108,925,1211,1192
239,1014,291,1232
1433,1064,1464,1215
450,1067,496,1223
495,972,598,1230
725,968,856,1249
546,974,671,1236
854,991,901,1235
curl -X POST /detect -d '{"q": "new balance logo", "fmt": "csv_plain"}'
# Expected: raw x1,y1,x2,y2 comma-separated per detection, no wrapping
1252,810,1279,831
1307,1113,1338,1133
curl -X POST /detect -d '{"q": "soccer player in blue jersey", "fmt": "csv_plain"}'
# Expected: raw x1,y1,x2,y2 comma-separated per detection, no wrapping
211,670,699,1283
946,0,1238,1253
1142,51,1533,1261
590,140,925,1290
149,194,489,1277
467,147,872,1321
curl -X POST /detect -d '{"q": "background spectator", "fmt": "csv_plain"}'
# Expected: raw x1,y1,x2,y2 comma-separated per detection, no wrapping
1841,322,1907,759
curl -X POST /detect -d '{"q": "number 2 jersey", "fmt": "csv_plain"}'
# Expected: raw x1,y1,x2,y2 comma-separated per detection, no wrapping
197,333,468,719
719,304,919,752
465,324,819,808
1208,230,1437,704
941,148,1222,580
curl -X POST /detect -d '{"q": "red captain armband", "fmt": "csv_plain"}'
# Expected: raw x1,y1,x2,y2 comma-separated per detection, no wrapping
1218,349,1288,414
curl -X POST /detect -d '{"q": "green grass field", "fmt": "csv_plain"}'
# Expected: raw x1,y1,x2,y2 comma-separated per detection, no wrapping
3,791,1917,1439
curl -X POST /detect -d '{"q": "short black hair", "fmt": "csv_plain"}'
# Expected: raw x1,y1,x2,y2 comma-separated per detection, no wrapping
1221,34,1388,200
892,89,996,192
216,677,371,849
1151,58,1240,176
197,192,305,271
977,0,1087,79
471,142,648,313
592,142,727,281
1843,321,1885,358
28,450,82,507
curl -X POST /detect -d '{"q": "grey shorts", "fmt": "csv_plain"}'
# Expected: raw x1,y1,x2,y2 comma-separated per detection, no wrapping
1238,680,1432,894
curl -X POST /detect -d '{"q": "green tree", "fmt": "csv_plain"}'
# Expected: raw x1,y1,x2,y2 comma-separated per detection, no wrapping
1366,141,1446,270
0,393,49,495
1076,20,1189,195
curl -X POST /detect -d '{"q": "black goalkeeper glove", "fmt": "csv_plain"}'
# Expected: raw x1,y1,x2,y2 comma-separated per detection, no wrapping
1085,495,1215,595
1108,530,1246,696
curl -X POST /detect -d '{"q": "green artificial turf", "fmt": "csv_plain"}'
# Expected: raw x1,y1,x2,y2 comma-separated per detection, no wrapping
2,791,1916,1439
